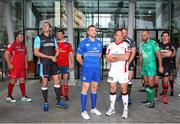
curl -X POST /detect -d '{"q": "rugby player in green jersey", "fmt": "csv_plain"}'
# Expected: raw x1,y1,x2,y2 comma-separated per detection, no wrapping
139,31,163,108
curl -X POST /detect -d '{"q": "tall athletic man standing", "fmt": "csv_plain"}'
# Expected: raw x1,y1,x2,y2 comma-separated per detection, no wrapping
4,32,32,103
34,22,66,111
139,31,163,108
56,29,74,100
76,25,102,120
105,29,130,119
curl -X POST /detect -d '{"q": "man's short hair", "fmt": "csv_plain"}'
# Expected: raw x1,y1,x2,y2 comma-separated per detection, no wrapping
15,31,23,38
120,28,128,31
57,29,65,35
87,25,96,30
114,29,122,35
161,31,170,37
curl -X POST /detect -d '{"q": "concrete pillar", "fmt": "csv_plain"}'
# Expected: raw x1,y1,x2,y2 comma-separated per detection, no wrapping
66,0,76,86
4,1,14,42
128,0,136,39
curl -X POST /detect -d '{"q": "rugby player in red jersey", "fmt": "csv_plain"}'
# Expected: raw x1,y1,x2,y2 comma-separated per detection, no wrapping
56,29,74,101
4,32,32,103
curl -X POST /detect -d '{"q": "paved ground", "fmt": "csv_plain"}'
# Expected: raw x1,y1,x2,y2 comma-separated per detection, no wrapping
0,78,180,123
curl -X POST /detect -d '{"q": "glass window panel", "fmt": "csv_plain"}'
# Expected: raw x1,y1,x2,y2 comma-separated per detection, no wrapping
25,0,61,28
136,0,170,29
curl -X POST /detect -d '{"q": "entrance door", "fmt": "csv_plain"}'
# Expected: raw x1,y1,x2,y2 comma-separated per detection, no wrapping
134,29,170,79
24,29,41,79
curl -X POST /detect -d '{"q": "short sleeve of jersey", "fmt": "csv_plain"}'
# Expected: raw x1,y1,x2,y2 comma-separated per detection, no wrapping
6,43,14,53
170,44,175,53
34,36,41,48
152,40,160,52
68,43,73,53
126,37,136,48
54,38,58,48
77,41,85,55
106,45,111,55
125,43,131,52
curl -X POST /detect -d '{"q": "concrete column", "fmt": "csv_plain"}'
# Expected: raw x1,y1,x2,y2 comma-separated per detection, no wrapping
4,1,14,42
128,0,136,39
66,0,76,86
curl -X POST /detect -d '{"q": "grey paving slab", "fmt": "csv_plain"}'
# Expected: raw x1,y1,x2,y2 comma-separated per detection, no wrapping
0,79,180,123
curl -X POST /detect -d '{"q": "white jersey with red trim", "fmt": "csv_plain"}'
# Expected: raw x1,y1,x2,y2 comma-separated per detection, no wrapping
106,41,130,73
106,41,130,83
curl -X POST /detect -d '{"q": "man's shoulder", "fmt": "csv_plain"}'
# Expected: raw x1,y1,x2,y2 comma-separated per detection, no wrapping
139,42,144,47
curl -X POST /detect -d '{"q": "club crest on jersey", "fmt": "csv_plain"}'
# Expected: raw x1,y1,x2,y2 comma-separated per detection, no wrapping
86,44,90,47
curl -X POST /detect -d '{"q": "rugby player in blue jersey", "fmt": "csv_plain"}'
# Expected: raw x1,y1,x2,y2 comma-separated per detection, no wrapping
76,25,102,120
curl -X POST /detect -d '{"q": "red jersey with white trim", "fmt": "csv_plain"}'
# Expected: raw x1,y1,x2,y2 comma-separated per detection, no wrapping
106,41,130,73
57,41,73,66
6,42,27,69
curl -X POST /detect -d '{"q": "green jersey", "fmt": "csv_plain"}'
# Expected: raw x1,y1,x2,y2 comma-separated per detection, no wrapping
139,39,160,67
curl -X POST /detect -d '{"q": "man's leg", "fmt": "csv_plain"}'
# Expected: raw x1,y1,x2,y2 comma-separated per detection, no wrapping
6,77,16,103
154,76,160,99
162,76,169,104
141,76,151,104
52,74,67,108
121,83,128,119
59,74,63,97
19,78,32,102
148,76,155,108
169,73,174,96
63,73,69,100
106,82,117,116
127,70,134,104
81,82,90,119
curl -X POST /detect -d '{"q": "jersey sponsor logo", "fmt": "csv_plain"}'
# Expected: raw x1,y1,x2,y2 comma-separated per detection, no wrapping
86,43,90,47
43,43,55,47
93,47,97,50
17,48,25,52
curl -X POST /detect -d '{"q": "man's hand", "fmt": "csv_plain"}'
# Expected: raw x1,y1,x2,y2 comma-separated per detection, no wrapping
159,66,164,73
8,63,13,70
69,64,74,71
50,56,57,62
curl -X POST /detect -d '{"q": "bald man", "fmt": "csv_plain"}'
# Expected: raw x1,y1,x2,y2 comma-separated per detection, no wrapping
139,31,163,108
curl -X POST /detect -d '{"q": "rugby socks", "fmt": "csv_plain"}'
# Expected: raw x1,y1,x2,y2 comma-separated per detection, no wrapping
128,82,132,97
91,92,97,109
19,83,26,96
8,83,14,97
149,86,155,103
59,84,63,97
122,93,128,111
169,79,174,91
81,92,87,112
110,92,116,109
64,84,69,98
54,85,61,102
163,83,168,95
41,87,48,103
145,85,150,102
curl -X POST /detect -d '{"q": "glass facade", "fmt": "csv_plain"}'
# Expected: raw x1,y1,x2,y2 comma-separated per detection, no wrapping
0,0,179,79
